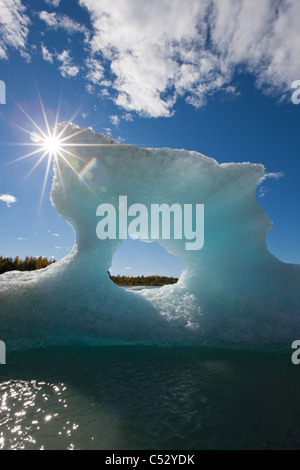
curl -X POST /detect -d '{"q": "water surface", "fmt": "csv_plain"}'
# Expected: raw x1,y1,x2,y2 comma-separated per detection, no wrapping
0,346,299,450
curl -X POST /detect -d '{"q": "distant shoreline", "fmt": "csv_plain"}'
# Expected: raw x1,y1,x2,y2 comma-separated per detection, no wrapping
109,274,179,287
0,258,179,287
0,256,55,274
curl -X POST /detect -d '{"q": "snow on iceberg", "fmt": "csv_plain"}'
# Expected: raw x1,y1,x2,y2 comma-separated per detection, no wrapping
0,123,299,351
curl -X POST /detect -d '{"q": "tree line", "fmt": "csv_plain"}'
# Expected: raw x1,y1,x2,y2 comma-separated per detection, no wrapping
109,273,179,287
0,256,55,275
0,257,178,287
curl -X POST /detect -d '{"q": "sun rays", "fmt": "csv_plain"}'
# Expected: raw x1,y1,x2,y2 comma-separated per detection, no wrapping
5,94,122,211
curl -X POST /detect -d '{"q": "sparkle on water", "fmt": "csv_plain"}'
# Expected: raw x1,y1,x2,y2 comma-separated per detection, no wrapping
1,347,300,450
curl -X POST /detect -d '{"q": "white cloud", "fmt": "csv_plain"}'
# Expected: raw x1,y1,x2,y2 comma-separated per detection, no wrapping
44,0,61,7
57,50,80,78
0,194,17,207
123,113,134,122
1,0,299,118
100,88,110,98
210,0,300,97
258,172,284,198
53,233,60,237
39,11,88,36
78,0,214,117
86,83,94,94
103,128,112,136
41,43,53,63
259,172,284,185
17,237,27,241
110,115,120,127
85,57,104,84
0,0,30,60
125,267,132,270
78,0,300,117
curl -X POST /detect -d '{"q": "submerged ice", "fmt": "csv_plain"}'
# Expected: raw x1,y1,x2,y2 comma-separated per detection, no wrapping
0,123,299,351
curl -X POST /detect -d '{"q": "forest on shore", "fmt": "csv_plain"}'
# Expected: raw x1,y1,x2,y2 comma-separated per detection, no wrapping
0,256,55,275
109,273,179,287
0,257,178,286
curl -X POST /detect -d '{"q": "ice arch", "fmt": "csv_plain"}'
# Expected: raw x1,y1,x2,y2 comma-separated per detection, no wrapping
0,124,299,351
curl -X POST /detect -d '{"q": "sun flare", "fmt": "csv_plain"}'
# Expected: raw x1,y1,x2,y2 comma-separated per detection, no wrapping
7,95,101,210
42,135,62,157
7,92,125,212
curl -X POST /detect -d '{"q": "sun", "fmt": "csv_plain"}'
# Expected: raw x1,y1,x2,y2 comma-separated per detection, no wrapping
42,134,62,157
6,92,119,211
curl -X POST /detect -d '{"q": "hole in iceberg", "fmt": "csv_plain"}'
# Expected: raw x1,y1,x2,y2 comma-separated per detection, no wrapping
109,239,183,289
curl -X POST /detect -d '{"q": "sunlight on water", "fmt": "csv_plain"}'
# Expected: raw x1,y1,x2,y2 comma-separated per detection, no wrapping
1,347,300,450
0,378,121,450
0,381,76,450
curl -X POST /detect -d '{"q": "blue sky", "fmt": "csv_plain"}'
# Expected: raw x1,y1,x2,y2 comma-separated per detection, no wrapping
0,0,299,277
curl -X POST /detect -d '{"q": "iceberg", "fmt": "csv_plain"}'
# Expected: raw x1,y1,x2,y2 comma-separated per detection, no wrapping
1,123,299,351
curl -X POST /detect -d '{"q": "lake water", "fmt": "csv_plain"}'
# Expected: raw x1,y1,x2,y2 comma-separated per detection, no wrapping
0,346,299,450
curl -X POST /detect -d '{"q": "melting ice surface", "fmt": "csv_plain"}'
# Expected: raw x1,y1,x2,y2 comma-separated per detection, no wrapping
0,123,299,351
